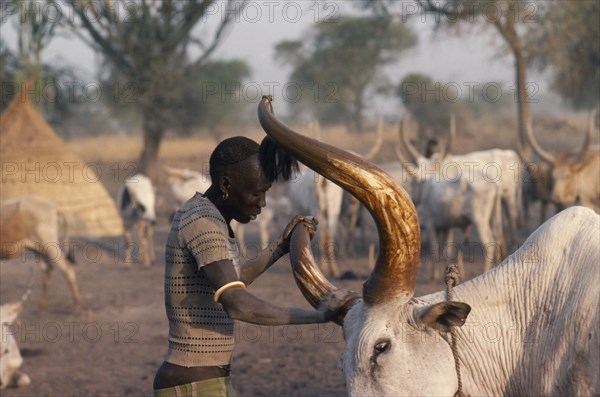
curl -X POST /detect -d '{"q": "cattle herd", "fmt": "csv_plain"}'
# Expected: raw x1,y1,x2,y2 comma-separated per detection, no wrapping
0,101,599,394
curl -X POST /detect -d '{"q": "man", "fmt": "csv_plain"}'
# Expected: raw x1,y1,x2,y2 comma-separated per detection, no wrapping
153,136,333,396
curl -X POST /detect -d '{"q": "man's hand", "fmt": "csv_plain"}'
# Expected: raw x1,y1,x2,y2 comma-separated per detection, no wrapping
279,215,319,252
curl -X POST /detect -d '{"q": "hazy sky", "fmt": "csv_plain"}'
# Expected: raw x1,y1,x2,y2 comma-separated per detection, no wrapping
3,0,560,116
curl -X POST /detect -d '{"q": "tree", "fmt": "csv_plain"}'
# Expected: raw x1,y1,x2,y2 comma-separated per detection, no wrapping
99,57,252,136
0,1,85,134
398,73,512,146
64,0,247,176
176,59,252,134
1,0,59,109
361,0,548,157
529,0,599,110
398,73,454,142
0,41,21,111
274,15,417,133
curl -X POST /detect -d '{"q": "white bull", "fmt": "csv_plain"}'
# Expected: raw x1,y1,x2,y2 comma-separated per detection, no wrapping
0,299,30,389
417,173,503,277
0,195,82,312
256,97,599,397
117,174,156,267
399,116,523,254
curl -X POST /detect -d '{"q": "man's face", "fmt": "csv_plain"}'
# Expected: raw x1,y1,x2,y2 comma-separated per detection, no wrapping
226,154,272,224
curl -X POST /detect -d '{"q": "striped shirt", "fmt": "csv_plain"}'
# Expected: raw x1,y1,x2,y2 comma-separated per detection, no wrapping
163,193,240,367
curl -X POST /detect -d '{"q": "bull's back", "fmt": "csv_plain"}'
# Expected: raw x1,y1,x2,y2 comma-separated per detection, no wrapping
517,206,599,395
0,196,59,259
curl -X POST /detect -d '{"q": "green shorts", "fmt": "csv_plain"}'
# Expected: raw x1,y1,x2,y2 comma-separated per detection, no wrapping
153,377,237,397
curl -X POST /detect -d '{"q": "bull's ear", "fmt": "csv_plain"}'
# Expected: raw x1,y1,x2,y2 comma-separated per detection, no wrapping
414,302,471,333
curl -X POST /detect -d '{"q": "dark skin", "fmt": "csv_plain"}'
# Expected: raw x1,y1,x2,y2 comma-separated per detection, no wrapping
154,154,332,389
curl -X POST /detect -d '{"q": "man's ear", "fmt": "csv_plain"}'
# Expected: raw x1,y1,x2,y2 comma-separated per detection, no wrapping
219,175,232,195
414,301,471,332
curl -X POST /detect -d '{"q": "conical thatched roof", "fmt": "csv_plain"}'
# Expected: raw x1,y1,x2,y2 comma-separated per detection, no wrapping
0,92,123,237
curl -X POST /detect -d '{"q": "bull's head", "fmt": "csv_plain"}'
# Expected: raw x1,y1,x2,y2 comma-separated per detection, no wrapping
524,112,598,209
258,96,471,396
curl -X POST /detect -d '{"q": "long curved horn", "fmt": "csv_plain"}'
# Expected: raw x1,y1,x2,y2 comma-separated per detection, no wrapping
363,114,384,161
259,96,420,306
524,116,555,164
289,224,361,325
398,116,422,164
576,111,596,162
395,117,409,162
439,113,455,161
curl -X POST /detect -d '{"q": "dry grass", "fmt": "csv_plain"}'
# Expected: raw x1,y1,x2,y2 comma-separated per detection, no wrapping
66,113,595,221
67,112,593,165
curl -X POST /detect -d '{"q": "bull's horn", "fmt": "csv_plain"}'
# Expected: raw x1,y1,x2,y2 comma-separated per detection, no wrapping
439,113,455,161
576,111,596,162
258,96,420,306
289,224,361,325
363,114,384,161
524,116,555,164
398,116,422,164
163,166,187,178
395,118,419,179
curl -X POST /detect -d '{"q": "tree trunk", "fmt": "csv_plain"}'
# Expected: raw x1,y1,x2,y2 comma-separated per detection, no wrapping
514,49,533,161
353,92,365,133
139,106,166,179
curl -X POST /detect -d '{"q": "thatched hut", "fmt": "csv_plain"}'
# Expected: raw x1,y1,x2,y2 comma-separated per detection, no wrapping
0,91,123,237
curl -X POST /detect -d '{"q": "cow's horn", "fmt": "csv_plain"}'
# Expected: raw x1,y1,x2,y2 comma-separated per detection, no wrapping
439,113,455,161
258,96,420,306
525,116,555,164
398,116,421,164
576,111,596,162
362,114,384,161
289,223,361,325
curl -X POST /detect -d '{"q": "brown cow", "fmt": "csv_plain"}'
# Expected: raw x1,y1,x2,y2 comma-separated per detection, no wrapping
524,113,599,214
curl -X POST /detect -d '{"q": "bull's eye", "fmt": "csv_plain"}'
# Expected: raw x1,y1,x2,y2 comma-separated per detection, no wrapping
371,339,391,366
374,339,391,356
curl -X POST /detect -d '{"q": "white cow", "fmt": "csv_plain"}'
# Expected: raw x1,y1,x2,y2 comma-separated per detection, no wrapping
417,173,503,277
398,119,524,262
0,299,30,389
295,207,599,397
399,116,523,253
257,97,599,397
117,174,156,267
0,195,82,312
164,166,211,214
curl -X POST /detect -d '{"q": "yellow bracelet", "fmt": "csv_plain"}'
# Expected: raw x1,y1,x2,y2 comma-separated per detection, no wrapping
214,281,246,302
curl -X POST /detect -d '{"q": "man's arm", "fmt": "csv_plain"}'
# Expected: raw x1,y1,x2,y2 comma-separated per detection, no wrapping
203,258,329,326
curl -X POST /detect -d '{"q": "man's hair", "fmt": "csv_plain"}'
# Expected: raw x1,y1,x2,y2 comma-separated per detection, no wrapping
209,136,260,181
259,136,299,183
